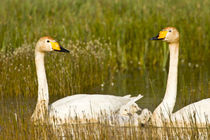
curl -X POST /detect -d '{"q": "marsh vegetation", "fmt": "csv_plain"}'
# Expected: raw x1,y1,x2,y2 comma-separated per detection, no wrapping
0,0,209,139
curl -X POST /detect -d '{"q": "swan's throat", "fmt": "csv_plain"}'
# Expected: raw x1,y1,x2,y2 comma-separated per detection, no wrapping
31,50,49,123
35,51,49,103
153,42,179,120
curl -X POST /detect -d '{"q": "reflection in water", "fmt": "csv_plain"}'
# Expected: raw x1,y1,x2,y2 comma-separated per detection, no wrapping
0,64,209,115
86,64,209,112
0,63,209,139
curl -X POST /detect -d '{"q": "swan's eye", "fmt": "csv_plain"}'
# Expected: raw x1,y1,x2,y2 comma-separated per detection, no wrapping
169,30,172,32
47,40,50,43
125,109,127,112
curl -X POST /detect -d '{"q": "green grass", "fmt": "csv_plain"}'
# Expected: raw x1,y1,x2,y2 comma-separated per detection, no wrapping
0,0,209,139
0,39,115,97
0,97,209,140
0,0,209,97
0,0,209,66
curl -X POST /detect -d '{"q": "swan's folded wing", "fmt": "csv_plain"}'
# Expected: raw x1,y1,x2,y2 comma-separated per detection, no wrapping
50,94,89,107
49,94,142,122
172,98,210,125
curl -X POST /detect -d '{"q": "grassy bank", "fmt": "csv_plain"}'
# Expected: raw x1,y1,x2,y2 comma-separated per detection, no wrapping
0,0,209,97
0,0,209,65
0,97,209,139
0,39,115,97
0,0,209,138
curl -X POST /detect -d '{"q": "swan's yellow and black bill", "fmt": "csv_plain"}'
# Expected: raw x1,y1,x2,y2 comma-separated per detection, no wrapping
51,42,69,53
150,31,168,40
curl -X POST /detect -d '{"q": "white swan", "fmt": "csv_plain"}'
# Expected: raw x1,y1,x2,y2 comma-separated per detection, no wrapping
150,27,210,127
106,105,151,126
31,36,143,125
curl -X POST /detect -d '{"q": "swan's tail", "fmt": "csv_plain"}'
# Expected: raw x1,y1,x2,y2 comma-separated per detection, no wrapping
123,95,131,98
119,94,143,115
123,94,143,105
123,94,143,100
130,94,143,103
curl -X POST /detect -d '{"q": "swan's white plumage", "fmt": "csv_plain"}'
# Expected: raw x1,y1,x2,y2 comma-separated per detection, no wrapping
50,94,143,123
150,27,210,127
31,36,143,124
106,108,152,126
172,99,210,125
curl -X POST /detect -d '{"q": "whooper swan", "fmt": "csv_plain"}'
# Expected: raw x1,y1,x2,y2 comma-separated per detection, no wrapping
31,36,143,125
150,27,210,127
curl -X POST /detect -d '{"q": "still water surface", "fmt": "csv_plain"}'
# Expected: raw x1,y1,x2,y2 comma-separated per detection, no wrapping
87,65,209,112
1,63,209,121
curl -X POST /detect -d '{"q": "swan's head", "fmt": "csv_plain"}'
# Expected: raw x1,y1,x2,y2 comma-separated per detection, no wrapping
119,103,142,116
36,36,69,53
138,108,152,124
150,27,179,43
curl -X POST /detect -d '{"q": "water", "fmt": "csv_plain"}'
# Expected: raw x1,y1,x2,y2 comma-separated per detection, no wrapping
0,61,209,139
86,64,209,112
1,62,209,117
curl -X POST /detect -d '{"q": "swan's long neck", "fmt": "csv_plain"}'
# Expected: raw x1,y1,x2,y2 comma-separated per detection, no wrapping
35,51,49,103
153,42,179,119
31,49,49,123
